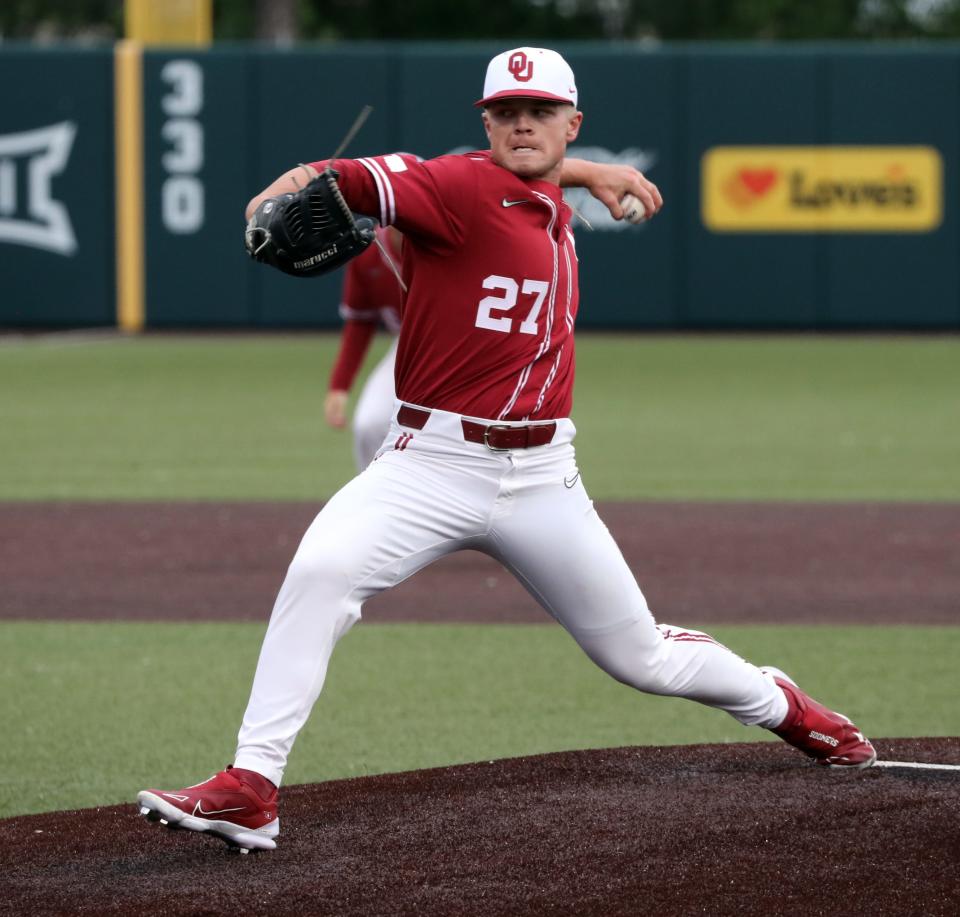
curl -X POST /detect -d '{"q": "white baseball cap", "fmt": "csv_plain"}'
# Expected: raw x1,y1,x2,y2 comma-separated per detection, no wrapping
475,47,578,108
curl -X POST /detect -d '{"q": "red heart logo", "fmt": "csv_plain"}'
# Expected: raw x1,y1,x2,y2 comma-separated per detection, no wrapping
739,168,778,196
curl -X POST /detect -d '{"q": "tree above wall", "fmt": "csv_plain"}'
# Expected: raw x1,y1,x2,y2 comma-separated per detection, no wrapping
3,0,960,42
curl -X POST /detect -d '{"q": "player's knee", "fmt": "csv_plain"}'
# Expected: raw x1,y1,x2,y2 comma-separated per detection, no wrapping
284,547,355,603
597,653,666,692
578,624,671,693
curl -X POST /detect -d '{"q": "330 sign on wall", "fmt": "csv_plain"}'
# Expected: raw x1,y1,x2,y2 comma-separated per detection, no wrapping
160,59,204,234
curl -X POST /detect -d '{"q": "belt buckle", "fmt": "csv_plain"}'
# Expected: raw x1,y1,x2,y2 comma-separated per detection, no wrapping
483,424,514,452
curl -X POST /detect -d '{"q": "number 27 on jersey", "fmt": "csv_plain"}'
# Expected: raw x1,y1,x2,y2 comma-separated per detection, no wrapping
475,275,549,335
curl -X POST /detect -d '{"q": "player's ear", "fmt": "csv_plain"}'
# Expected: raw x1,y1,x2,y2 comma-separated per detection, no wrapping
566,110,583,143
481,109,492,141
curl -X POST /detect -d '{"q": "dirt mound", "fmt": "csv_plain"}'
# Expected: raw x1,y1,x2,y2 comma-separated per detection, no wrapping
2,738,958,916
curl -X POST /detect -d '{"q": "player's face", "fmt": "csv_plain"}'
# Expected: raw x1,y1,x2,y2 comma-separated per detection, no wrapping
483,100,583,183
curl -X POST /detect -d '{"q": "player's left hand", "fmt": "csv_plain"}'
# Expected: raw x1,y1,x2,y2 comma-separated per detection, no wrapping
325,390,349,428
244,169,377,278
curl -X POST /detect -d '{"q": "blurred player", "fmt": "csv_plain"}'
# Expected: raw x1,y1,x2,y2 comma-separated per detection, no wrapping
324,224,403,470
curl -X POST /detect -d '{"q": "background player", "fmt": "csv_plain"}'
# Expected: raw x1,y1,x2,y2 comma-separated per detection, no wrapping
138,47,875,853
324,224,403,471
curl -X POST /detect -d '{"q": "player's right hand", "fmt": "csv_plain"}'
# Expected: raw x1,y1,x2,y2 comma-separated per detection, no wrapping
579,162,663,222
324,390,349,428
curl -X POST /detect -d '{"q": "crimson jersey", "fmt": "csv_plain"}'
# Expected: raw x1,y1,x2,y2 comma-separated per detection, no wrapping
328,227,402,392
310,151,579,421
339,225,402,333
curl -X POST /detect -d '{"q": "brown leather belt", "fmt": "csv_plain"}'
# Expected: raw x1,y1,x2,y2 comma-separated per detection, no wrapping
396,404,557,451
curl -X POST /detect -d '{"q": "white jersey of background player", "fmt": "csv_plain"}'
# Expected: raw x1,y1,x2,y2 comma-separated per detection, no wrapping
138,47,876,853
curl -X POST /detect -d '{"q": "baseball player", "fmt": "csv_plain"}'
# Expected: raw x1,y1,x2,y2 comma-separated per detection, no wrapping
139,47,876,852
325,224,404,470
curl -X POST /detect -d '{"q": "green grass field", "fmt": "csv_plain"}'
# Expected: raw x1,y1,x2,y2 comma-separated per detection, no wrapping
1,333,957,500
1,333,957,820
2,621,958,819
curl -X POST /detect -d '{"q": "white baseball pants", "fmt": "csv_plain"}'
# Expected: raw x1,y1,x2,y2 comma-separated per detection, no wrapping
235,404,787,786
351,338,398,471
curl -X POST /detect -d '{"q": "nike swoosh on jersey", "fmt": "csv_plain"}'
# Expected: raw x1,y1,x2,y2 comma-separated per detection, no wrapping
564,472,580,489
502,198,529,208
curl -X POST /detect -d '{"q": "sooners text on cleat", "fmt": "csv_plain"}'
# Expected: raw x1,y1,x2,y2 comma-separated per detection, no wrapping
137,767,280,851
763,667,877,769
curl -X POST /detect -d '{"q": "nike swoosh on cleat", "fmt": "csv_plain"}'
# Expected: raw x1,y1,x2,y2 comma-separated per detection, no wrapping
502,198,529,208
193,801,246,817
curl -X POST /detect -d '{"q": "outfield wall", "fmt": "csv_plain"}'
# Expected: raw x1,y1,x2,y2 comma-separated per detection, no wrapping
1,42,957,329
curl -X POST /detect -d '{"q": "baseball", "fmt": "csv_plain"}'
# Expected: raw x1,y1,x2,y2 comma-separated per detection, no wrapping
620,193,647,224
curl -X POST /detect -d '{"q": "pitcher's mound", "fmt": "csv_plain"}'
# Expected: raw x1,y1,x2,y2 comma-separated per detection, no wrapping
3,738,958,916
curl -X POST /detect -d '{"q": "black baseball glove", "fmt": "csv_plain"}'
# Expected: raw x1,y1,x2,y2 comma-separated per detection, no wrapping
244,167,377,278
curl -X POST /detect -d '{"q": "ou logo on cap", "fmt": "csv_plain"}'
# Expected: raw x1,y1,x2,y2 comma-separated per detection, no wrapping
476,47,578,108
508,51,533,82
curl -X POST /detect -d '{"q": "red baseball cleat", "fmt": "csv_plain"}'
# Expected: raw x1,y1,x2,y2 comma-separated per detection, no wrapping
137,767,279,852
763,667,877,769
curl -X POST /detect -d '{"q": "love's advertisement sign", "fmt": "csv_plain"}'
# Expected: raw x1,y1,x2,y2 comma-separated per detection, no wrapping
701,146,942,233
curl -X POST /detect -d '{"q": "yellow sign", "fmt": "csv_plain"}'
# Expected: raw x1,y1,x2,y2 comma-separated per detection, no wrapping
125,0,211,45
702,146,942,232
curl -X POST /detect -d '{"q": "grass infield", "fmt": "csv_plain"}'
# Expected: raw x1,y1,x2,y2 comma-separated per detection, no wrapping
2,620,958,819
1,333,957,500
